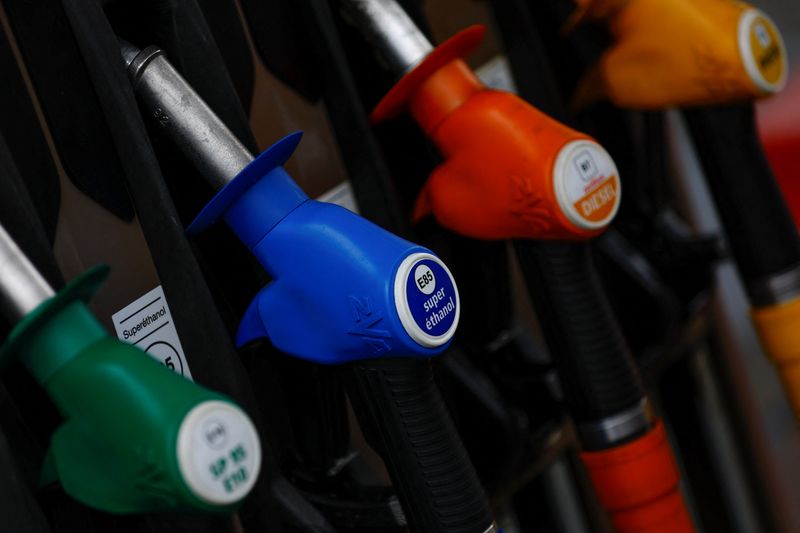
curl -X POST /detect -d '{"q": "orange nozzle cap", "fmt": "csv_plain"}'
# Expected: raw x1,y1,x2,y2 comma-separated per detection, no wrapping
572,0,788,109
372,27,621,240
370,25,486,125
581,420,695,533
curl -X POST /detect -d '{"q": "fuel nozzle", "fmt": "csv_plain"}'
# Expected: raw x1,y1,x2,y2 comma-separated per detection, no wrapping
122,39,499,533
569,0,788,109
119,38,462,358
342,3,697,531
339,0,621,240
574,0,800,427
0,222,261,513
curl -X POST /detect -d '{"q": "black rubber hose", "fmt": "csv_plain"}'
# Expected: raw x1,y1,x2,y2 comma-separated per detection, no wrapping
513,240,646,425
683,104,800,285
346,357,494,533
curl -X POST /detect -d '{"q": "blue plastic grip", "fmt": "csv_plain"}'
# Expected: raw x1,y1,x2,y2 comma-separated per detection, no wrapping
188,133,460,364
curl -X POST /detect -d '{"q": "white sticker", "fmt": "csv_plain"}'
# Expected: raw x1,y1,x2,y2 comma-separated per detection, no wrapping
176,400,261,505
111,285,193,380
737,9,787,94
317,180,360,214
393,253,460,348
553,140,621,230
475,55,518,93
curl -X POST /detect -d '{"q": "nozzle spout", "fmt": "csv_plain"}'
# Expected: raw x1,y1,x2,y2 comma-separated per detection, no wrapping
339,0,433,76
118,38,140,69
119,41,254,191
0,223,55,323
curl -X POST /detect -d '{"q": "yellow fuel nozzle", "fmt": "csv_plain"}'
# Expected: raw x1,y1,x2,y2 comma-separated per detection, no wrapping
570,0,788,110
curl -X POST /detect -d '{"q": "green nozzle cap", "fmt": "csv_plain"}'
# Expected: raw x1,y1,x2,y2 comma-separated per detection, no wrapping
1,268,261,513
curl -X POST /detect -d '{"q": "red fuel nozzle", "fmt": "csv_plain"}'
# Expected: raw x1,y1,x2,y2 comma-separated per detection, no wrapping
371,26,621,241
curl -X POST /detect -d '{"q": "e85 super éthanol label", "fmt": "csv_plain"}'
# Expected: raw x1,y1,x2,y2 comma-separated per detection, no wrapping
394,253,460,348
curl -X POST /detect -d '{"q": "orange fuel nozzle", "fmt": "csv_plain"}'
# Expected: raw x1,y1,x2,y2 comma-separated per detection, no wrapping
570,0,788,109
371,26,621,241
581,421,695,533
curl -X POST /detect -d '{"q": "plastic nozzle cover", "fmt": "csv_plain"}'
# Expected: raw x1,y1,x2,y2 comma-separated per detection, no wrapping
188,134,461,362
371,27,622,240
412,78,621,239
236,201,461,361
0,268,261,513
572,0,788,109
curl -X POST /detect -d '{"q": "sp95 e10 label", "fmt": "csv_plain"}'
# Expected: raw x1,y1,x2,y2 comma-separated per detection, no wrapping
176,401,261,505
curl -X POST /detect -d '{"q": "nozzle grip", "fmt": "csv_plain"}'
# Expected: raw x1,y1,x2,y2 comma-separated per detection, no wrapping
347,357,494,533
513,240,646,431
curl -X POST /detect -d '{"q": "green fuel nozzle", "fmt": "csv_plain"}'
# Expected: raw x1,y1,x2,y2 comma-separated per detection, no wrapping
0,222,261,514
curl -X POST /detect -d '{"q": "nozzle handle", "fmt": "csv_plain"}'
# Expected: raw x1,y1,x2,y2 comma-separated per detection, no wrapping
513,240,650,449
347,357,496,533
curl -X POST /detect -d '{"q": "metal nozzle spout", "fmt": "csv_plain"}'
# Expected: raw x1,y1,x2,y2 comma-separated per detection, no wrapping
118,39,254,190
0,223,55,323
339,0,433,76
576,398,655,450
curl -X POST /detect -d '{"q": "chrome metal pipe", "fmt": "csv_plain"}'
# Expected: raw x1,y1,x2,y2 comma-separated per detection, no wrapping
121,41,253,191
339,0,433,76
0,223,54,323
749,265,800,307
575,398,655,450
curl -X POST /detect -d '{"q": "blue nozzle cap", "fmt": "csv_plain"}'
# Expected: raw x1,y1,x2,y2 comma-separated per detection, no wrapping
187,132,307,245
